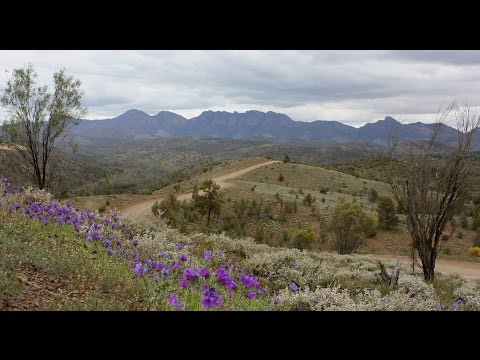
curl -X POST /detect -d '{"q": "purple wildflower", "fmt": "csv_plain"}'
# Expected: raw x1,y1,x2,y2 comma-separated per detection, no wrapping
179,254,188,262
202,287,223,309
132,239,139,247
168,294,184,310
239,273,260,288
183,268,199,281
216,266,238,290
200,267,210,278
107,248,114,256
204,250,212,262
246,291,256,299
161,251,167,257
134,263,147,277
176,243,184,250
289,282,299,292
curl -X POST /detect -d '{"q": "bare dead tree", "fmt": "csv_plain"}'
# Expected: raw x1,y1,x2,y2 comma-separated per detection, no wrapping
387,100,480,280
377,259,401,288
0,64,86,190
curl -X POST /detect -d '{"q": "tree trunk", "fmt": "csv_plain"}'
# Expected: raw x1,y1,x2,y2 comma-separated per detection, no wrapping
420,251,436,281
207,207,211,226
422,262,435,281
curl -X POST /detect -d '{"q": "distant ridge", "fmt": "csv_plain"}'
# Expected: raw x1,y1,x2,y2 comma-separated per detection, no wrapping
72,109,476,147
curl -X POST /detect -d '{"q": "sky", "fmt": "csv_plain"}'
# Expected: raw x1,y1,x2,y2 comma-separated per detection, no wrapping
1,50,480,127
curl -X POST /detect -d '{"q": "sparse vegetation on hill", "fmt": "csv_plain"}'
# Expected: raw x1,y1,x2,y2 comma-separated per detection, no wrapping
2,176,480,311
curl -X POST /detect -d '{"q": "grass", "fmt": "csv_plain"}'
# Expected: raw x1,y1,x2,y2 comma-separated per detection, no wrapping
0,210,147,310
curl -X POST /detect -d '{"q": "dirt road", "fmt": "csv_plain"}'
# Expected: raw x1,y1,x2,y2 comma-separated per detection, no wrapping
378,255,480,280
120,160,281,221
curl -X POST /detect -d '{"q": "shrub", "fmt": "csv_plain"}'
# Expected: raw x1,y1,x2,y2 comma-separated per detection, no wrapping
377,196,399,230
255,225,265,243
293,229,316,250
319,188,328,194
281,230,291,243
284,201,295,214
473,232,480,247
367,188,378,203
468,247,480,256
472,211,480,231
278,173,284,182
303,193,316,207
283,154,290,163
330,201,377,254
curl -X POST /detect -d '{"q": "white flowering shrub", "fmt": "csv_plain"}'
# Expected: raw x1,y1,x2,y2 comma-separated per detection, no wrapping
22,186,53,203
126,220,480,311
453,280,480,310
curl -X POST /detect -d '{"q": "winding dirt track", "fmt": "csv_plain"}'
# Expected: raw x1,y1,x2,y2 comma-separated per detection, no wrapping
378,255,480,280
120,160,281,221
119,159,480,280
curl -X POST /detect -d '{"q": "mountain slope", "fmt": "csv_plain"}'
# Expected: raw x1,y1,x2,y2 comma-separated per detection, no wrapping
72,109,476,147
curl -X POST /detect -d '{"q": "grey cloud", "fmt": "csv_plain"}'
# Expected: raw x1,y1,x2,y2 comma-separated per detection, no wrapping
1,50,480,125
389,50,480,65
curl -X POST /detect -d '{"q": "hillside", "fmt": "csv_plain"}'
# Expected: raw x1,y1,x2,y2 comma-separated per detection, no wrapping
2,176,480,311
88,159,480,265
0,145,109,196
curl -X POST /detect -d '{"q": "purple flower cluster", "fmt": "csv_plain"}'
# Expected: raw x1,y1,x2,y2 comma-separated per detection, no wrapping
168,294,184,310
204,250,212,262
451,297,464,311
202,287,223,309
239,273,260,288
216,266,238,290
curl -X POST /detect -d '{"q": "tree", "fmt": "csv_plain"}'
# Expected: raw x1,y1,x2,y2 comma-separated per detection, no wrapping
367,188,378,203
387,101,480,280
303,193,316,207
194,179,222,226
377,196,399,230
283,154,290,163
293,229,316,249
330,201,377,254
0,64,86,190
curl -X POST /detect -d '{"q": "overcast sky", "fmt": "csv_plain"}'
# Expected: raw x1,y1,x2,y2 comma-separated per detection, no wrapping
1,50,480,126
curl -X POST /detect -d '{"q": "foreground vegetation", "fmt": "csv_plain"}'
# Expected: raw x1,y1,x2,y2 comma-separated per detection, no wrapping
2,177,480,311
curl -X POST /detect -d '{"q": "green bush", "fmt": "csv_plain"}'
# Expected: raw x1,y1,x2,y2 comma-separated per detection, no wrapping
293,229,316,249
255,225,265,242
330,201,377,254
281,230,291,243
367,188,378,203
376,196,399,230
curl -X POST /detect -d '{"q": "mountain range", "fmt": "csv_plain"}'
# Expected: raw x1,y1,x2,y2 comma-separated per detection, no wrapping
73,109,475,147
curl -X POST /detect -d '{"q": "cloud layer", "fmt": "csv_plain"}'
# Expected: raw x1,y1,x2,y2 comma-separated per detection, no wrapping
1,50,480,126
